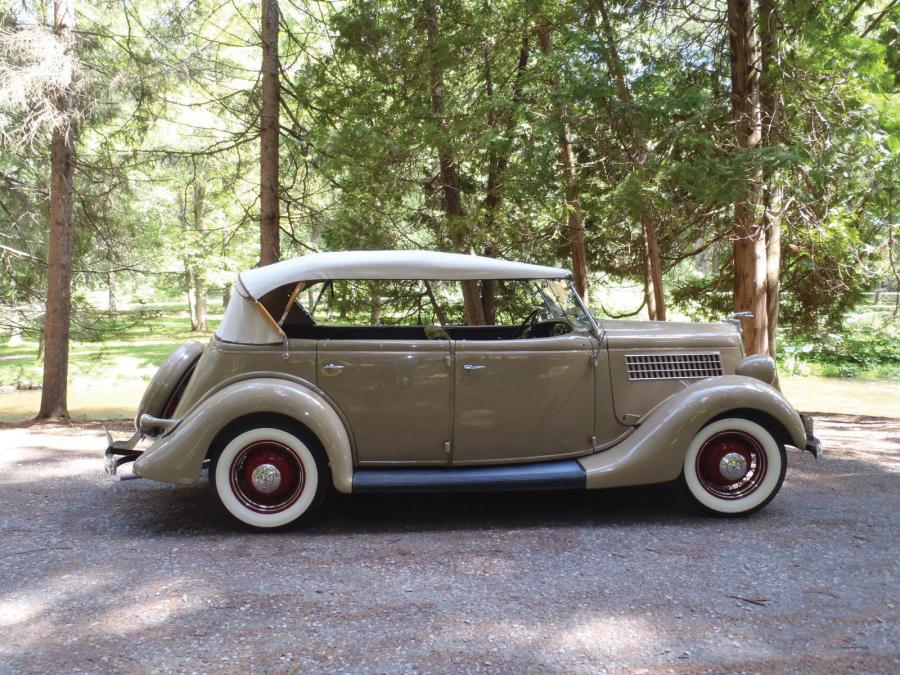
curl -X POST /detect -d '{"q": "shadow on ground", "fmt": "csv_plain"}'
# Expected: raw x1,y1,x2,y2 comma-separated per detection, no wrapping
0,416,897,672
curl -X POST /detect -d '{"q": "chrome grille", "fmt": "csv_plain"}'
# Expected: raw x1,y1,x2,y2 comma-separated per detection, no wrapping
626,352,723,381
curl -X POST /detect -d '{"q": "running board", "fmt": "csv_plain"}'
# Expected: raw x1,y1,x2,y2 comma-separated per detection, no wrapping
352,459,586,493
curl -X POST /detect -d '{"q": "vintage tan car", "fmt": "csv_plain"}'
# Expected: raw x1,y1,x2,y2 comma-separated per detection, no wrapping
105,250,821,528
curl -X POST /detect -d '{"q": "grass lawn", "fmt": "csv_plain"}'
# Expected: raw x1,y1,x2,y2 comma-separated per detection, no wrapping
1,301,897,422
0,302,221,422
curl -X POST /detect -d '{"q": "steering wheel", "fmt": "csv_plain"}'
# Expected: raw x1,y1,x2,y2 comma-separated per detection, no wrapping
549,319,573,336
514,307,543,339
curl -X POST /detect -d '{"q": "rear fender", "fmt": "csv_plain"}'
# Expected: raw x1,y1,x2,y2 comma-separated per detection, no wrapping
579,375,806,489
136,341,205,430
133,378,354,492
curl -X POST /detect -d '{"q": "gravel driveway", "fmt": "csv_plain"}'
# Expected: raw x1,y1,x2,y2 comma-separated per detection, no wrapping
0,414,897,673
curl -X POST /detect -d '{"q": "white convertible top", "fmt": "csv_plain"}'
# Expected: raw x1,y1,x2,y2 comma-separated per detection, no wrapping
216,250,572,344
238,250,571,300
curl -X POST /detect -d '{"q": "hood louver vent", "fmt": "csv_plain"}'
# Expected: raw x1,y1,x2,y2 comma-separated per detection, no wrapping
626,353,723,381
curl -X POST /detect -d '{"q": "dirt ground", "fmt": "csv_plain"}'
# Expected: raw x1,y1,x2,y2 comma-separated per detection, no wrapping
0,414,897,673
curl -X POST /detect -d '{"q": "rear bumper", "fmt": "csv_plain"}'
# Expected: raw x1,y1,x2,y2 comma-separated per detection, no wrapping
799,413,823,459
805,436,822,459
104,416,182,478
103,429,143,477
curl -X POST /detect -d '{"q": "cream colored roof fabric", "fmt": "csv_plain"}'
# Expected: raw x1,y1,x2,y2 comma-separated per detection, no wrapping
238,250,571,299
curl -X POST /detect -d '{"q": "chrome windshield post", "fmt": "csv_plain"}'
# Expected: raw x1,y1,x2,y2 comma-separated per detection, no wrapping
569,280,602,339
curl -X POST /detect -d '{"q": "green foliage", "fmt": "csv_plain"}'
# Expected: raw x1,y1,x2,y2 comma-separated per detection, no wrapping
0,0,896,382
780,301,900,379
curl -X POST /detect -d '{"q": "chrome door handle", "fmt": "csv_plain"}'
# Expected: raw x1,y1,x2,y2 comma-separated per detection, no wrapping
463,364,486,371
322,363,345,372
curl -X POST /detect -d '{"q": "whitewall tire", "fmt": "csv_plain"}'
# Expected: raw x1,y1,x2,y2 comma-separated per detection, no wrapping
681,417,786,516
211,425,326,529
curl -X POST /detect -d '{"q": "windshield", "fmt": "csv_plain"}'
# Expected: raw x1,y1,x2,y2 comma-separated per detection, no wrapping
531,279,595,331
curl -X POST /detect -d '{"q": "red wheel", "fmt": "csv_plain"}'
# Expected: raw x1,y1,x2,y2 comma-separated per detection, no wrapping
229,440,306,514
694,429,768,500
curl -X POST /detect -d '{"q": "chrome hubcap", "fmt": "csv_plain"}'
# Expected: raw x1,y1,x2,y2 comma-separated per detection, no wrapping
696,430,768,500
230,441,305,514
251,463,282,494
719,452,748,481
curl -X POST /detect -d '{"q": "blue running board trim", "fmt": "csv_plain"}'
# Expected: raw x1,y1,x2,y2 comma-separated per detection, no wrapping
352,459,586,493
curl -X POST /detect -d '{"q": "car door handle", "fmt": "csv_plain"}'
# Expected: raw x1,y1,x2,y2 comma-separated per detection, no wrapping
322,363,345,372
463,364,486,371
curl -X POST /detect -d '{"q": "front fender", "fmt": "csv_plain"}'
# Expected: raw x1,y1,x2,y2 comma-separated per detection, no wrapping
133,378,354,493
579,375,806,489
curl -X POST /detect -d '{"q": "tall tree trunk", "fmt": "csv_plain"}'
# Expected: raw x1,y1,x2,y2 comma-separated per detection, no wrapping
480,39,529,325
370,282,382,325
594,0,666,320
259,0,280,267
424,2,486,325
642,222,665,321
559,123,589,302
760,0,782,367
643,246,658,320
107,269,117,314
728,0,768,355
184,262,196,330
480,246,497,325
193,274,207,332
192,183,208,332
536,24,589,301
424,282,450,325
37,0,76,420
764,191,781,362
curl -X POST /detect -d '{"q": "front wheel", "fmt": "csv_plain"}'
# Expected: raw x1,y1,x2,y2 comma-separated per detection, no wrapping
681,417,786,516
210,424,329,529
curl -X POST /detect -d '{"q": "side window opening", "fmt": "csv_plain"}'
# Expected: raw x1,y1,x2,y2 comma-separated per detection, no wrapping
262,278,584,340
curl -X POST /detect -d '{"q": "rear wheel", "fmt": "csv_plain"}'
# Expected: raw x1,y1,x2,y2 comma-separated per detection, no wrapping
210,423,329,529
681,417,786,516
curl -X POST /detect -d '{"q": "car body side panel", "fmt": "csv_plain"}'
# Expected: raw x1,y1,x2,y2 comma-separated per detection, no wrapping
593,345,631,445
452,333,595,464
133,378,354,493
601,320,745,425
316,339,452,465
606,345,744,424
578,375,807,489
173,337,317,417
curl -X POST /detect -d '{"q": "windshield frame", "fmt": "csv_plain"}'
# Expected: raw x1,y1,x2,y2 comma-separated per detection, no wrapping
530,279,601,337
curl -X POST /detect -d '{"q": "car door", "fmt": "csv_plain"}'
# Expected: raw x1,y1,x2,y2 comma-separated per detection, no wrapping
317,339,452,465
451,333,595,464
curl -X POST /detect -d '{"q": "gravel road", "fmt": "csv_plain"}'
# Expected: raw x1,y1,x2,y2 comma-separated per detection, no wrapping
0,414,897,673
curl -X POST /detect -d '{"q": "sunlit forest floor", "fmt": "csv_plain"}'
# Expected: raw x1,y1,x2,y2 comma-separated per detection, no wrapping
0,299,898,422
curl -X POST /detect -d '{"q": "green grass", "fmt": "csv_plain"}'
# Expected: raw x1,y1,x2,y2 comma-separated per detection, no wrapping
0,302,222,422
0,304,220,388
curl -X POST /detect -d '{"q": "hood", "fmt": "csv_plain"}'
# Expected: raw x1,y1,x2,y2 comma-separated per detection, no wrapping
600,319,743,351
